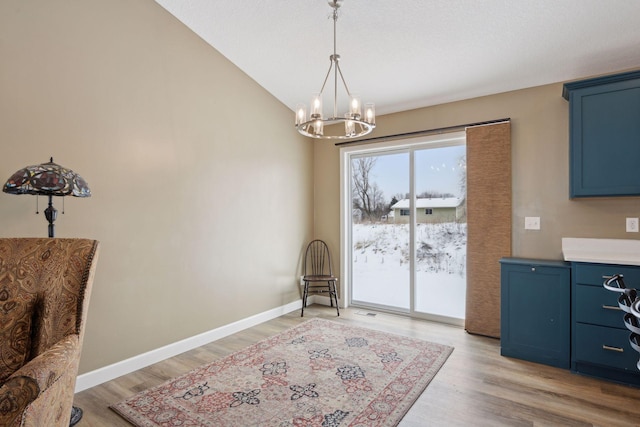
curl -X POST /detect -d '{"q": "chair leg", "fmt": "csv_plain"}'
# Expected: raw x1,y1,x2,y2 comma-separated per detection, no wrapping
328,281,334,307
331,281,339,316
301,282,308,317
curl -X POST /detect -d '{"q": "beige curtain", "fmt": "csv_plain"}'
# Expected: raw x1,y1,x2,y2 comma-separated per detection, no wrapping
465,121,512,338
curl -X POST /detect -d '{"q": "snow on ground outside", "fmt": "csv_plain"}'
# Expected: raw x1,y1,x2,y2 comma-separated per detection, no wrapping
351,222,466,319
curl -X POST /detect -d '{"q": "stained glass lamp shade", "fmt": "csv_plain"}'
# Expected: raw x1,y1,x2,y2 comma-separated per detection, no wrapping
3,158,91,237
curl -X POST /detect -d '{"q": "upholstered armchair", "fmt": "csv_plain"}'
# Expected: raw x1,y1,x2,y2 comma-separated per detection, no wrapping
0,238,99,427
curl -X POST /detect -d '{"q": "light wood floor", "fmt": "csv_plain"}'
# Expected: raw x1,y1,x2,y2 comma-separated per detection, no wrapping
74,306,640,426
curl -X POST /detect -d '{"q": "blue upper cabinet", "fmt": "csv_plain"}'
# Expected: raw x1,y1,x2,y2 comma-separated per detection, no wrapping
563,70,640,198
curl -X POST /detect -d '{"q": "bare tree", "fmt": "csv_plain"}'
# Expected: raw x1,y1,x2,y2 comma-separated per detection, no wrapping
458,154,467,197
352,157,386,221
417,191,455,199
457,154,467,222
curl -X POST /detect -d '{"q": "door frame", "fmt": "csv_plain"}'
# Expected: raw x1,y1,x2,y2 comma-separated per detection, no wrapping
339,131,466,324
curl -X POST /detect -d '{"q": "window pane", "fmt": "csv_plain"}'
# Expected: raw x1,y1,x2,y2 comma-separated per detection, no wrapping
351,152,410,310
414,144,467,319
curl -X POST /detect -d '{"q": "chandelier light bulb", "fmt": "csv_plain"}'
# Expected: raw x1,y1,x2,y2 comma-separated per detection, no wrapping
365,103,376,125
296,104,307,126
344,113,355,137
311,93,323,118
313,119,324,136
350,95,361,118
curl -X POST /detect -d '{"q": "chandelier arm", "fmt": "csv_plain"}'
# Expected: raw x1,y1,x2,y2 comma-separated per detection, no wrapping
318,60,334,95
335,62,352,97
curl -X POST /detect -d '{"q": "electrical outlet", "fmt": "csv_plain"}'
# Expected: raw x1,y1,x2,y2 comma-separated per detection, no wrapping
626,217,639,232
524,216,540,230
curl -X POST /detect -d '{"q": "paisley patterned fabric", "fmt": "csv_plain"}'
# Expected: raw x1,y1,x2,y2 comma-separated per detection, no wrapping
0,238,99,427
0,286,36,382
0,376,39,426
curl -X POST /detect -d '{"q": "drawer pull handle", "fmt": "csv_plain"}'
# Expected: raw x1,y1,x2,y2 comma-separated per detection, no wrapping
602,345,624,353
602,304,622,311
602,275,613,280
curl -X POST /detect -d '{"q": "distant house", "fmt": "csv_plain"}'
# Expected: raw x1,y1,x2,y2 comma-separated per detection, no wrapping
390,197,465,224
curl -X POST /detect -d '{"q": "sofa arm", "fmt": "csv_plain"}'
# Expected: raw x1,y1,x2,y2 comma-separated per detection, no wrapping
0,376,40,426
0,335,80,426
11,335,80,390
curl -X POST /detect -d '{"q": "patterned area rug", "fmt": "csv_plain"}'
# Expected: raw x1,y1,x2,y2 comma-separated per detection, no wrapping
111,318,453,427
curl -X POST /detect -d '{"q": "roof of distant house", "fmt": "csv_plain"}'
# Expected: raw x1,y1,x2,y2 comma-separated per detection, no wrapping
391,198,464,209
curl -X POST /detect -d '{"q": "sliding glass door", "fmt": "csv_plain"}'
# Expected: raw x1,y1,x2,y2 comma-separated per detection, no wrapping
341,132,466,323
413,144,467,320
350,152,410,311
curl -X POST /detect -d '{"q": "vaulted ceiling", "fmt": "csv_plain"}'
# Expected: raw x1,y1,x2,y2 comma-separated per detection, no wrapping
155,0,640,116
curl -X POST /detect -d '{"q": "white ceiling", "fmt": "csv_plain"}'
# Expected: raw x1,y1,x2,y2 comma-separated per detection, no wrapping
154,0,640,116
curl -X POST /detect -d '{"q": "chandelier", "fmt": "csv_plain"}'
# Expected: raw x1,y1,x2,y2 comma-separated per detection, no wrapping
295,0,375,140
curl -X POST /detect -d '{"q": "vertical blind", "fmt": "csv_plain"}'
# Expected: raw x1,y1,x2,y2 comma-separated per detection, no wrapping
465,121,512,338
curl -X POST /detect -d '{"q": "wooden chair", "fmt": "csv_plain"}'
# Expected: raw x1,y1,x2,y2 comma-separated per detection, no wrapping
301,240,339,317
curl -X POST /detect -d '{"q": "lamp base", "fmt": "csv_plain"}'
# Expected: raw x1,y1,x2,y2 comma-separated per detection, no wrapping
70,406,83,426
44,195,57,238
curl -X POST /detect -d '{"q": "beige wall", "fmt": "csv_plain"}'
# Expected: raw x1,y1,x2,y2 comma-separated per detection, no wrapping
0,0,313,374
3,0,640,380
314,81,640,291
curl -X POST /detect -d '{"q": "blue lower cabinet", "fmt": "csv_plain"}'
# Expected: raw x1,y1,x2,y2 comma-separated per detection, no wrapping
500,258,571,369
572,262,640,386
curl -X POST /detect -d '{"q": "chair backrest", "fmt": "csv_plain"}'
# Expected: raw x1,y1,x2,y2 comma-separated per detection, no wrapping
304,239,333,276
0,238,99,360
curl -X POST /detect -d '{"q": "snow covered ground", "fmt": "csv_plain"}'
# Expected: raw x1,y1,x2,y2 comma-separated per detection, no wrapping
351,222,467,319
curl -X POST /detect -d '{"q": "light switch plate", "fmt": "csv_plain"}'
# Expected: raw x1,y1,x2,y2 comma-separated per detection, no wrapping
626,217,639,232
525,216,540,230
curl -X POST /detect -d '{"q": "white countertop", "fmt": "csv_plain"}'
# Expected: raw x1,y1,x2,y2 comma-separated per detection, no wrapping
562,237,640,266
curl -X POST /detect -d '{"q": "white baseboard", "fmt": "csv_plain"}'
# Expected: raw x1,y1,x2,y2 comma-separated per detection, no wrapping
312,294,343,308
75,299,302,393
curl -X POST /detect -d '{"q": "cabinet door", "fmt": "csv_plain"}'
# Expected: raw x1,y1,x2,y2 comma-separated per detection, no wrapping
501,262,570,368
570,81,640,197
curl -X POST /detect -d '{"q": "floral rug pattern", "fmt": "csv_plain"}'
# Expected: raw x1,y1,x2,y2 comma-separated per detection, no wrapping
111,318,453,427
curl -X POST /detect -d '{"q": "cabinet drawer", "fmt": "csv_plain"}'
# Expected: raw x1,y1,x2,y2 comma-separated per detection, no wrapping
573,263,640,287
575,284,626,328
574,323,639,371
